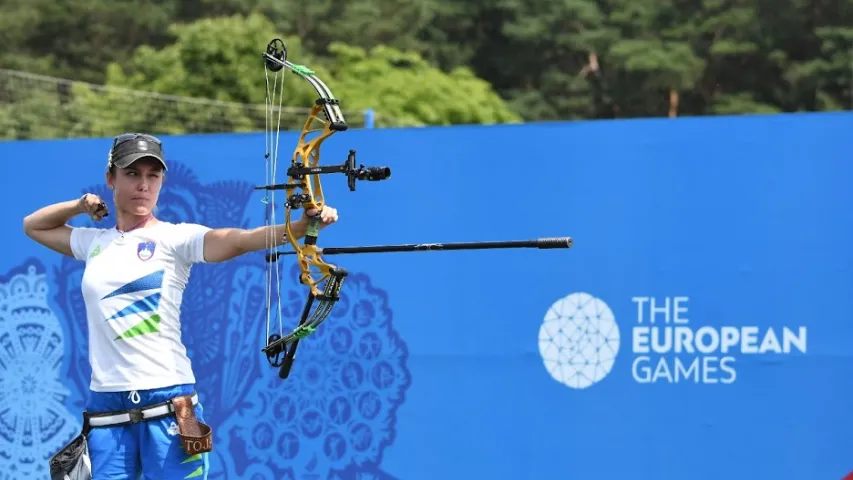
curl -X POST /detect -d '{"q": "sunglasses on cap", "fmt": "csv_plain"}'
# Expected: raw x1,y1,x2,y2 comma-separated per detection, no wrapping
107,133,168,171
114,132,161,146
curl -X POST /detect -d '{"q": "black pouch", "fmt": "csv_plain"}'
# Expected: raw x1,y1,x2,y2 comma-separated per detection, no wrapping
49,418,92,480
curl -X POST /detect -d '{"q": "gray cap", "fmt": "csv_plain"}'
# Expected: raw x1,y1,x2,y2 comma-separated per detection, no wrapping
108,133,168,171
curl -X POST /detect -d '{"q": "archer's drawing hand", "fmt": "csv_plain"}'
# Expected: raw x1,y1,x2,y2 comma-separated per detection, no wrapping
304,205,339,227
78,193,109,222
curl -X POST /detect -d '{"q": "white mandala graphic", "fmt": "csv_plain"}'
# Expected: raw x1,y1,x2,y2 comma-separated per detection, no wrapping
538,292,620,389
0,264,80,479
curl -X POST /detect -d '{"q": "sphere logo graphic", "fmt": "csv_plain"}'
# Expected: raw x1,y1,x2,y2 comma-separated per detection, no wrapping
538,292,620,389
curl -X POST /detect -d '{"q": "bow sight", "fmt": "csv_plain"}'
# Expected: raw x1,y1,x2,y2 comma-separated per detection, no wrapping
257,150,391,199
256,36,573,382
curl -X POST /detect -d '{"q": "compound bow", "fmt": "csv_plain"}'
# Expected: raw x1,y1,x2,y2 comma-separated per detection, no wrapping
255,38,573,380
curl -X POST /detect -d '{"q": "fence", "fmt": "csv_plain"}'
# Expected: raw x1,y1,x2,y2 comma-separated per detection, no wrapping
0,68,376,141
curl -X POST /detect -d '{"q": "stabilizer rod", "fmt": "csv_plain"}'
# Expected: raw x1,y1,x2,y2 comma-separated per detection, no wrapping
266,237,572,262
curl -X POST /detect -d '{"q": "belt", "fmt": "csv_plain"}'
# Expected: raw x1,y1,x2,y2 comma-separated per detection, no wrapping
85,393,199,428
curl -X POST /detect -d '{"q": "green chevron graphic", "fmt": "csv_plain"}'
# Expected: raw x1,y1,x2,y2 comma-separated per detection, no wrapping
182,454,204,478
115,314,161,340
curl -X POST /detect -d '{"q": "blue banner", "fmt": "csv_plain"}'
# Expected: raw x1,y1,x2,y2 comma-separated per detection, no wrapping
0,111,851,479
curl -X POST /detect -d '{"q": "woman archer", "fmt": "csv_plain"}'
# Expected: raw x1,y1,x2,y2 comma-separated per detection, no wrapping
23,132,338,479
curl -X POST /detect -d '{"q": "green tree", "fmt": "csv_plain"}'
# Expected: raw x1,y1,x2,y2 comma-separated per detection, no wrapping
414,0,851,120
0,0,180,83
92,13,519,131
253,0,440,56
64,13,318,136
322,43,520,126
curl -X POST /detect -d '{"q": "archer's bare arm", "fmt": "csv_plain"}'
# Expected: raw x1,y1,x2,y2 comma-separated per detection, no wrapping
202,206,339,264
23,194,106,257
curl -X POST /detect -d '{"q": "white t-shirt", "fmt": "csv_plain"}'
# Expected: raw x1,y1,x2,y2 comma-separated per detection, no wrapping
70,221,211,392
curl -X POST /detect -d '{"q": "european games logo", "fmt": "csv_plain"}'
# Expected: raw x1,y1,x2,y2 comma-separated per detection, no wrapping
538,293,808,388
537,292,619,389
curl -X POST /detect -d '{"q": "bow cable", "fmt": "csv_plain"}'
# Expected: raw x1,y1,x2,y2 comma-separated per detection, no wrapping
263,47,287,351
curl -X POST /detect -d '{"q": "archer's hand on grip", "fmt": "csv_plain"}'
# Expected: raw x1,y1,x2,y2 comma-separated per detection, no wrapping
303,206,339,227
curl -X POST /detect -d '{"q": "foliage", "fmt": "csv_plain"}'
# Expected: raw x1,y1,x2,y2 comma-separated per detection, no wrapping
0,0,851,139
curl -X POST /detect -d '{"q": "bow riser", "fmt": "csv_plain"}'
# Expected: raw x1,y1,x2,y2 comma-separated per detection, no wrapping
283,103,343,299
288,109,333,220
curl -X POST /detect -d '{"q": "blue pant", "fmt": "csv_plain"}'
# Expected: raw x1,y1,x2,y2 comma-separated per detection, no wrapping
86,383,210,479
